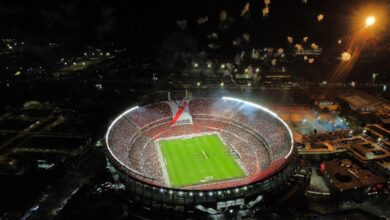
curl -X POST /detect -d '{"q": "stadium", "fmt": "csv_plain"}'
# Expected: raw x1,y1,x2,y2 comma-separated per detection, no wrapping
105,97,298,214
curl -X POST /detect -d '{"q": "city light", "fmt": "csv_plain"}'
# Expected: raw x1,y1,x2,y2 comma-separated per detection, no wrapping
341,52,352,61
365,16,376,27
5,2,390,217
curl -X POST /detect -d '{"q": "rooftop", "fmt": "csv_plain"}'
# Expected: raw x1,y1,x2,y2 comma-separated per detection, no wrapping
324,159,386,192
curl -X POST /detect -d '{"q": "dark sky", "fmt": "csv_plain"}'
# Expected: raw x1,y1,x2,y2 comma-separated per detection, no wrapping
0,0,385,51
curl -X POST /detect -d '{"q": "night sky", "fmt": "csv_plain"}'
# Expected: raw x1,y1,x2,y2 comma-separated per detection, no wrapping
0,0,387,53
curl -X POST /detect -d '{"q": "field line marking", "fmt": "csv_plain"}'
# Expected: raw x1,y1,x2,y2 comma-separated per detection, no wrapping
202,150,208,159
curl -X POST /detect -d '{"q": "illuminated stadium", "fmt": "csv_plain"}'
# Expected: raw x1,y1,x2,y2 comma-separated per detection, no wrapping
106,97,298,214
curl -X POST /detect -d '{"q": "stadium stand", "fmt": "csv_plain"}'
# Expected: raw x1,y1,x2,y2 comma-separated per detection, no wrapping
106,98,294,189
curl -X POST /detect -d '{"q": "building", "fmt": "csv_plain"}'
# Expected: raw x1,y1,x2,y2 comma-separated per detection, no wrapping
338,92,383,112
347,141,390,161
323,159,386,195
375,159,390,176
364,124,390,142
312,95,340,111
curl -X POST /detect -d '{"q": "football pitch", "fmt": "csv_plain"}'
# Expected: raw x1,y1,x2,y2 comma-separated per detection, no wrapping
158,134,245,187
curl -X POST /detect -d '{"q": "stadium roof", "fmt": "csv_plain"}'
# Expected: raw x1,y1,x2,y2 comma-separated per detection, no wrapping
324,159,386,191
338,92,383,110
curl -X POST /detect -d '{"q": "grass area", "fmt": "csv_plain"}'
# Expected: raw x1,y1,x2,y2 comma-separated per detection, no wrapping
159,134,245,188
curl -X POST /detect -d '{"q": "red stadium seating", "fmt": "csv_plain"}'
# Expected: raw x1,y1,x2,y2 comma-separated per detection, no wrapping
107,98,293,189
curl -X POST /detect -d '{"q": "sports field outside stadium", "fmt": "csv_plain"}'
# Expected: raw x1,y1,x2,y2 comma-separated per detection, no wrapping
158,134,246,188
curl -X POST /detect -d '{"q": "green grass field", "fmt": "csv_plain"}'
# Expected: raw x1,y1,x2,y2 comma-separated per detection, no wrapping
159,134,245,187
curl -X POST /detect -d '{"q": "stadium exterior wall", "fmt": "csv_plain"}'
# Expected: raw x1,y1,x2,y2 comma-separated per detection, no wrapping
107,150,298,212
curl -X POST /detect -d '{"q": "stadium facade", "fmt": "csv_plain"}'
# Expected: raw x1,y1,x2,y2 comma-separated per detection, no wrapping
106,97,298,214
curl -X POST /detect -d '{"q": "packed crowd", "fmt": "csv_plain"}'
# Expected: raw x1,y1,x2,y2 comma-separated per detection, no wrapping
106,117,138,168
107,99,293,188
128,103,172,128
194,116,270,174
189,99,292,159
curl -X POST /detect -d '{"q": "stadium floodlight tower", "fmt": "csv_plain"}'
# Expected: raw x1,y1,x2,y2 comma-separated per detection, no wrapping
105,97,298,217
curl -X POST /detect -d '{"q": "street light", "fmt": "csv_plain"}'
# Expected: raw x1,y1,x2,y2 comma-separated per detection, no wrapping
372,73,378,84
341,52,352,61
365,16,376,27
